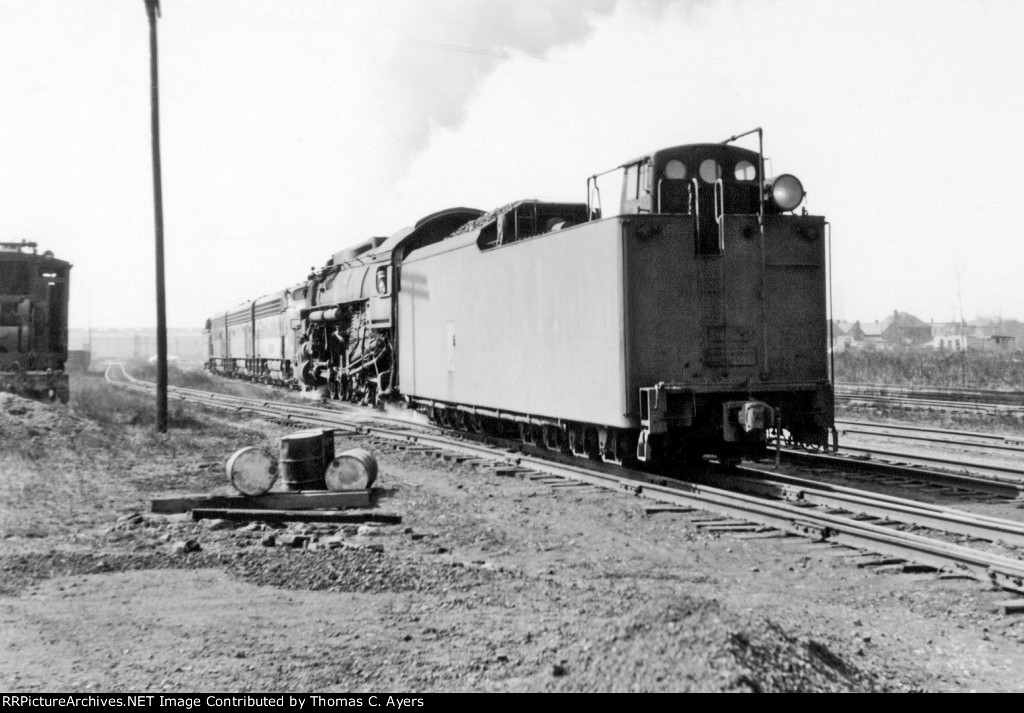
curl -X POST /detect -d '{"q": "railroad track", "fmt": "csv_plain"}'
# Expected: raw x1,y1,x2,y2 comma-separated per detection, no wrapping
106,365,1024,595
779,447,1024,500
835,382,1024,416
824,419,1024,489
838,419,1024,450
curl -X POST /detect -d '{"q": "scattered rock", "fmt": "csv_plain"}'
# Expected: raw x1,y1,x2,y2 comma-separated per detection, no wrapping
277,535,308,548
170,540,201,555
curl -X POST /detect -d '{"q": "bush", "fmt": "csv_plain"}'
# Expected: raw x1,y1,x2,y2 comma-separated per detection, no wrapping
834,349,1024,389
70,374,205,429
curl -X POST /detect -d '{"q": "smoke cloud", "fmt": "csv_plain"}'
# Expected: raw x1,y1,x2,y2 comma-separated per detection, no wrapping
370,0,689,160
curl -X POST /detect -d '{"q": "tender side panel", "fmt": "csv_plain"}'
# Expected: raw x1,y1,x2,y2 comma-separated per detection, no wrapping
762,215,828,383
399,219,632,427
625,216,699,398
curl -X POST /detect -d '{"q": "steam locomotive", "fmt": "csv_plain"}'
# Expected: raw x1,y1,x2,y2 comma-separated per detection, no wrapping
206,130,835,465
0,241,71,402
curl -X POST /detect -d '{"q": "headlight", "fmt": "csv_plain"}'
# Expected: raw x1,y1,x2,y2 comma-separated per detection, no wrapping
766,174,804,212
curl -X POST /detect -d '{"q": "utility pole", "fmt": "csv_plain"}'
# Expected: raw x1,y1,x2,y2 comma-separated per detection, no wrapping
144,0,168,432
956,269,967,388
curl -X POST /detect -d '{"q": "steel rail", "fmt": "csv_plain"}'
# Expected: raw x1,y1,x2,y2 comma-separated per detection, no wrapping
836,443,1024,479
836,422,1024,454
510,455,1024,593
837,392,1023,415
106,364,432,433
727,467,1024,548
778,449,1024,498
841,427,1024,452
836,382,1024,405
836,419,1024,444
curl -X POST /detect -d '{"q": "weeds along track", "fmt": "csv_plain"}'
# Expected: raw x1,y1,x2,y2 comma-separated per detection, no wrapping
107,364,1024,595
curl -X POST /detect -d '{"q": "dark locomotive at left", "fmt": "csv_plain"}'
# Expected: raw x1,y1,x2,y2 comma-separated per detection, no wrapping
206,133,835,466
0,241,71,403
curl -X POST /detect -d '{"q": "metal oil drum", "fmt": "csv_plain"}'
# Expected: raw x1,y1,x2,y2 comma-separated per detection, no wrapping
325,448,378,491
279,429,332,491
323,429,336,468
226,446,278,496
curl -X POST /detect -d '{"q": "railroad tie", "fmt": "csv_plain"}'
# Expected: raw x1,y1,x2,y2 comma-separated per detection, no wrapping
190,508,402,525
872,562,938,575
492,466,531,477
854,557,906,569
731,530,788,539
527,474,563,483
991,600,1024,615
700,523,761,533
643,505,696,515
693,519,750,530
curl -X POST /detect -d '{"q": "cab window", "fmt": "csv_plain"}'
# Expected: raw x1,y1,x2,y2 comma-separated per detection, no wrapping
734,160,757,181
664,159,687,179
699,159,722,183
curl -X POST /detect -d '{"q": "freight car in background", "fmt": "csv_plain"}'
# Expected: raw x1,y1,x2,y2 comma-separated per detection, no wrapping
0,240,71,402
206,130,835,466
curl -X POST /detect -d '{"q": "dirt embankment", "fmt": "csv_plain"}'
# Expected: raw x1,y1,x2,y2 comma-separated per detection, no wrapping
2,378,1024,692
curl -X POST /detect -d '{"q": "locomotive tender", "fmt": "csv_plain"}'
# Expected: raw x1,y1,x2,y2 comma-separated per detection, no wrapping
206,130,835,465
0,240,71,402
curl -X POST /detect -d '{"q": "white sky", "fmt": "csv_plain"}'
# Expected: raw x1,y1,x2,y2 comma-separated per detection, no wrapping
2,0,1022,329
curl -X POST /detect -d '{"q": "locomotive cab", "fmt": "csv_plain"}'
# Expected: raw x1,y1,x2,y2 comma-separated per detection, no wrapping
618,144,765,255
589,132,834,464
0,241,71,402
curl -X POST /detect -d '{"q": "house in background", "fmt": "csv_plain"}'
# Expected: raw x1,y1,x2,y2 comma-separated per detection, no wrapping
859,320,885,348
879,311,932,346
831,320,865,351
970,334,1017,353
927,321,973,351
833,312,1020,352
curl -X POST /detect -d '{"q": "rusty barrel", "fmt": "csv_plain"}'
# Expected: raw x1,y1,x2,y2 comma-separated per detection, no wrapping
226,446,279,496
325,448,378,491
279,429,333,491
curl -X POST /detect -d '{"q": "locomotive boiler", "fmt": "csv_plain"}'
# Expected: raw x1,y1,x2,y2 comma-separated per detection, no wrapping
0,240,71,402
206,130,835,465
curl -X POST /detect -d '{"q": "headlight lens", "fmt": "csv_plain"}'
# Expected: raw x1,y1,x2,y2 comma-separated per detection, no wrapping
768,174,804,211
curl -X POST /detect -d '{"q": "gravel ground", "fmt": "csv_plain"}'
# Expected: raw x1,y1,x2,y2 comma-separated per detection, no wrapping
3,383,1024,692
